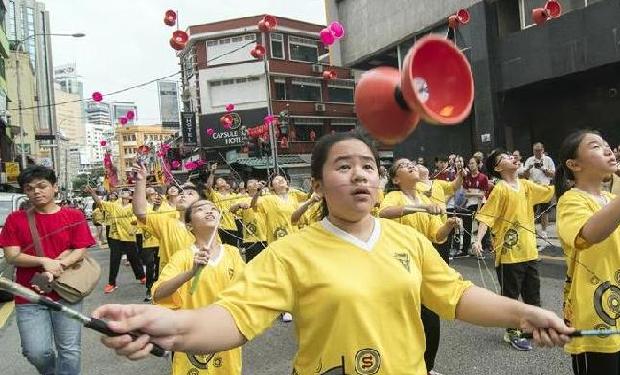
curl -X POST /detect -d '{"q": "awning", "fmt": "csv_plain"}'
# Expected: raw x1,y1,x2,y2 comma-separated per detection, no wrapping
232,155,309,170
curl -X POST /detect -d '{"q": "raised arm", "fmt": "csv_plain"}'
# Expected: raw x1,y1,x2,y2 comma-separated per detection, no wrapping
85,186,102,206
291,193,321,225
379,203,444,219
578,196,620,245
132,163,148,224
205,163,217,194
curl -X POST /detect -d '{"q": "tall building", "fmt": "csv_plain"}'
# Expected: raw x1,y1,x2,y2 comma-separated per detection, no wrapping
111,101,137,125
54,63,83,96
54,83,84,144
6,0,57,138
0,0,13,164
84,122,111,168
86,101,112,126
179,15,357,183
326,0,620,158
116,124,176,183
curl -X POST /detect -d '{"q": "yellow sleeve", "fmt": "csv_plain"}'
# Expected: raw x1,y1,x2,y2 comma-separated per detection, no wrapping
557,193,593,250
144,213,166,240
289,188,308,204
427,215,445,244
379,191,404,212
439,180,455,198
214,245,294,341
152,249,191,309
417,233,473,319
476,184,504,229
525,180,555,205
256,195,270,216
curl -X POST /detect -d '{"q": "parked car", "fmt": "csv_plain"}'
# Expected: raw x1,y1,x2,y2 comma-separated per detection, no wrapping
0,193,28,259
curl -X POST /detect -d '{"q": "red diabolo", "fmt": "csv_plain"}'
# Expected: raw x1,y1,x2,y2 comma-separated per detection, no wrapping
251,44,266,59
258,15,277,32
354,35,474,145
220,114,233,127
322,70,337,80
164,10,177,26
91,91,103,102
448,9,470,28
545,0,562,17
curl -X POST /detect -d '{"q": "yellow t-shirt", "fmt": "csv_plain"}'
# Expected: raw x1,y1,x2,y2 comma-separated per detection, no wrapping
215,218,472,375
418,180,455,222
379,191,444,243
234,197,267,243
288,188,309,204
159,200,179,219
153,244,244,375
557,189,620,354
256,193,301,244
208,191,240,231
476,179,554,266
144,214,195,273
100,201,136,241
370,188,384,218
91,208,104,225
141,204,160,249
297,201,323,230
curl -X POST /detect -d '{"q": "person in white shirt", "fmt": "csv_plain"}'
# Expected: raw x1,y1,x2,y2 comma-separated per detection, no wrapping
523,142,555,238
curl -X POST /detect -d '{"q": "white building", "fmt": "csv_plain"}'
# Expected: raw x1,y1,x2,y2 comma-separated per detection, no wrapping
84,122,113,169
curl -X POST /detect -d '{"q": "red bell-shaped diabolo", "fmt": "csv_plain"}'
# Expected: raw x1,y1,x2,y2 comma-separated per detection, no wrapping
355,67,420,145
320,28,336,46
400,35,473,125
126,110,135,120
251,44,265,59
322,70,337,80
220,114,233,127
173,30,188,45
258,15,277,32
544,0,562,18
448,9,470,28
329,21,345,38
164,10,177,26
119,117,128,125
92,91,103,102
532,8,549,25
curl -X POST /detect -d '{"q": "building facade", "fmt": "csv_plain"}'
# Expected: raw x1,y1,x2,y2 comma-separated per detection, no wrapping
54,83,84,144
179,15,357,183
86,100,112,126
111,101,137,125
0,0,12,166
115,125,176,183
84,122,111,169
326,0,619,160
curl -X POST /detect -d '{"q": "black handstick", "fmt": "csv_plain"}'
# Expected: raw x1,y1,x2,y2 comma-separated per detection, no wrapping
85,318,169,357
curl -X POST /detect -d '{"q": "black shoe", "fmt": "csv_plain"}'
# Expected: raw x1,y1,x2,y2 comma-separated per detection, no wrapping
143,291,152,303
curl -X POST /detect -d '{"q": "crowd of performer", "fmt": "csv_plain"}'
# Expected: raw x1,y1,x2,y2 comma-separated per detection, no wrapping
3,129,620,374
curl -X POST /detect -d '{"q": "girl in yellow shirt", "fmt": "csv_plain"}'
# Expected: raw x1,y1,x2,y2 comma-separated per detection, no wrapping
555,130,620,374
152,199,244,375
95,132,573,375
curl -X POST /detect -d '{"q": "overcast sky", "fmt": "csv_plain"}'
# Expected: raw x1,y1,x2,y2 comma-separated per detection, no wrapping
45,0,326,124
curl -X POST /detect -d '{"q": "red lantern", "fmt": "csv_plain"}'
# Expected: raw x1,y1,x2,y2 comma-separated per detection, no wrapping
258,15,278,32
92,91,103,102
220,114,233,127
170,38,184,51
164,10,177,26
448,9,470,28
355,35,474,145
322,70,337,80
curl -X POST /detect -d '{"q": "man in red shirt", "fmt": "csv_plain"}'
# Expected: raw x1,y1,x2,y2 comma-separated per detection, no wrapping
458,157,491,257
0,165,95,374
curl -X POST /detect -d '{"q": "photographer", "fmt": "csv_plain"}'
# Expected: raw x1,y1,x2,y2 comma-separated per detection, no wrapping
523,142,556,239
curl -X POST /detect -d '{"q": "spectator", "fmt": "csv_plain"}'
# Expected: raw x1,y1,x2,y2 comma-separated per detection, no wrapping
523,142,556,239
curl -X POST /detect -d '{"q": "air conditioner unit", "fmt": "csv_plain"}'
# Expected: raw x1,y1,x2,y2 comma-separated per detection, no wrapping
315,103,326,112
311,64,324,73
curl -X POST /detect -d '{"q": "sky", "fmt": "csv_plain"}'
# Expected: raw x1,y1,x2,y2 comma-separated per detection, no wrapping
45,0,327,124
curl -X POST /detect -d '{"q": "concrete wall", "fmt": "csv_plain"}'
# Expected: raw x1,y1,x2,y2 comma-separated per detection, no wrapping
326,0,482,66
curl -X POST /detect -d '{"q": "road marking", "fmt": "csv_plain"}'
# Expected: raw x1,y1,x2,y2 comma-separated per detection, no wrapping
0,301,14,329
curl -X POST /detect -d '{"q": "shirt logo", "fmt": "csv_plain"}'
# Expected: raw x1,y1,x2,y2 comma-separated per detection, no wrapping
186,353,215,370
355,348,381,375
393,252,410,272
274,227,288,239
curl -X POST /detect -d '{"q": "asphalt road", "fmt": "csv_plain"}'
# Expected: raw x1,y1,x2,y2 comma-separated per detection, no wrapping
0,246,572,375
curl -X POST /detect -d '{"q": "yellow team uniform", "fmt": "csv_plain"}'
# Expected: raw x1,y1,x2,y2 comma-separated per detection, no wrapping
143,213,195,273
557,189,620,354
256,192,301,244
99,201,135,241
379,191,445,243
153,244,245,374
159,200,180,219
208,191,240,232
91,208,104,226
141,204,160,249
235,196,267,243
418,180,455,223
297,201,323,230
216,218,472,375
476,179,554,266
288,188,309,204
370,188,385,218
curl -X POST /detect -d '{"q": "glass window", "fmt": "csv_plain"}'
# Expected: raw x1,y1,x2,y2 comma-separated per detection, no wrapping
207,40,218,46
222,79,234,86
247,76,260,81
274,79,287,100
271,33,284,59
290,78,322,101
245,34,255,41
289,36,318,63
231,36,242,43
328,81,354,103
210,80,221,87
219,38,231,45
294,119,324,141
236,78,247,83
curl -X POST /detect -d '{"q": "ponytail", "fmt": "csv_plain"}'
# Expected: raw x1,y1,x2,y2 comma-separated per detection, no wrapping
554,164,574,200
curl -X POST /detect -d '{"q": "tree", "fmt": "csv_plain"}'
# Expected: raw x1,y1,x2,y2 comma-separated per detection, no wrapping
72,168,105,194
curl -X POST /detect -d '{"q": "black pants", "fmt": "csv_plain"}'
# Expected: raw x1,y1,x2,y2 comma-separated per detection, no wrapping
243,242,267,263
572,351,620,375
421,305,440,372
219,228,240,247
495,260,541,306
140,247,158,291
109,240,145,285
434,241,451,264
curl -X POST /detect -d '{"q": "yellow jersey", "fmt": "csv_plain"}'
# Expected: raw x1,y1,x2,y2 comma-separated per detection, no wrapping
208,191,240,231
143,213,195,273
153,244,245,375
418,180,454,223
297,201,323,230
235,197,267,243
557,189,620,354
476,179,554,266
216,218,472,375
140,204,160,249
370,188,384,218
379,190,445,243
256,192,301,244
100,201,136,242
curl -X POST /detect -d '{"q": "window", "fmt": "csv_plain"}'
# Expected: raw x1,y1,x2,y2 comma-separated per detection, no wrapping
236,78,247,84
210,80,222,87
219,38,231,45
247,76,260,81
245,34,255,41
293,118,324,141
328,80,355,103
290,78,322,101
231,36,242,43
331,120,357,133
289,36,318,63
274,78,287,100
271,33,284,59
207,40,218,47
222,79,234,86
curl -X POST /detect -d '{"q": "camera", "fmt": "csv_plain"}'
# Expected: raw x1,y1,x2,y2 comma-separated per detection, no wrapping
534,161,542,169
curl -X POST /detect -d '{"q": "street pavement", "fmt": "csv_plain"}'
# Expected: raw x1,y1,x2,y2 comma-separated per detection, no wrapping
0,243,572,375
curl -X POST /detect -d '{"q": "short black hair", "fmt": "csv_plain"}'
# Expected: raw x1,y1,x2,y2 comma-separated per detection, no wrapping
435,155,448,162
180,182,207,200
18,165,57,188
485,148,506,179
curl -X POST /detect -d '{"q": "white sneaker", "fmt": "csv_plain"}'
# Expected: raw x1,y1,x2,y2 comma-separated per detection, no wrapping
539,230,548,239
429,370,445,375
281,312,293,322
